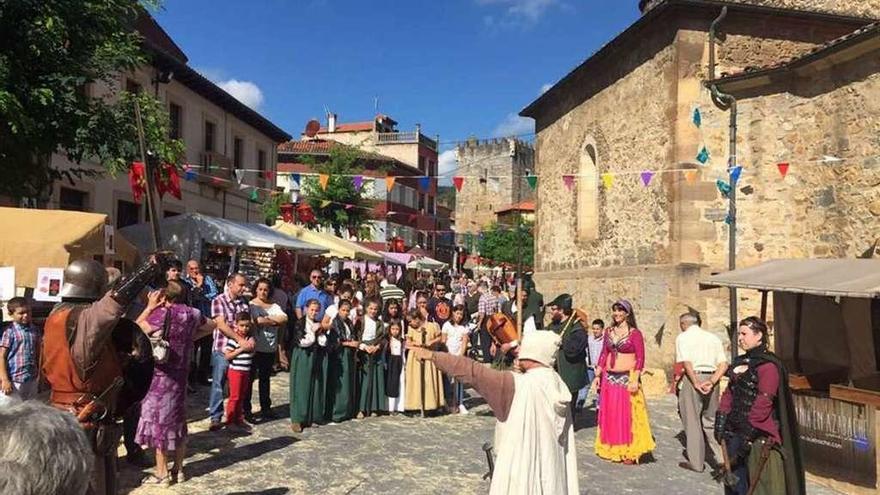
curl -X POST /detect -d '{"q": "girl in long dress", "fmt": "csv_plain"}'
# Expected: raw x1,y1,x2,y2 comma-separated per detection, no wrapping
286,299,328,433
592,299,655,463
357,298,386,418
385,319,406,413
404,309,445,414
326,300,358,422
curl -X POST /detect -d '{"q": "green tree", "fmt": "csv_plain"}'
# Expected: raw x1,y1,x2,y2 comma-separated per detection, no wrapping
0,1,182,201
299,145,373,237
478,221,534,267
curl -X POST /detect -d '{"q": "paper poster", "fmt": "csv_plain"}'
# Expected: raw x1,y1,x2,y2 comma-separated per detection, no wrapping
34,267,64,302
104,224,116,254
0,267,15,301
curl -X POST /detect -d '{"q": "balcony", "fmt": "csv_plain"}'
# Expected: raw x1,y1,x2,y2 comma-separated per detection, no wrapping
376,131,437,151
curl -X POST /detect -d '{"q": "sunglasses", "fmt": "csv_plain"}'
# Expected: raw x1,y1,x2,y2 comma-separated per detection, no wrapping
311,275,323,280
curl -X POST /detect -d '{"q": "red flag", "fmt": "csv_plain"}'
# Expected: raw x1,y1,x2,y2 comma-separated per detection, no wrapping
264,170,274,181
128,162,146,203
452,176,464,192
777,162,790,178
164,164,182,199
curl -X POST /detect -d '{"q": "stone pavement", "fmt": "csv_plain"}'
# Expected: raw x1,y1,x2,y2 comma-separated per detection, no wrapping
120,373,844,495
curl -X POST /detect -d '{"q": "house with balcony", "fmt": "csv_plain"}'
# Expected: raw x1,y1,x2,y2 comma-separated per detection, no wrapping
45,14,291,229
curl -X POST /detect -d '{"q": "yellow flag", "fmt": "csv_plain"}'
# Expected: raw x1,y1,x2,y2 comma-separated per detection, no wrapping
685,170,699,183
601,173,613,189
319,173,330,191
385,176,396,191
320,199,331,208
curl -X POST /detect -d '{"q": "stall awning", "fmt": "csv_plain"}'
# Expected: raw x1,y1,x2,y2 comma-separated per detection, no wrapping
407,256,448,271
699,259,880,298
380,251,412,266
0,207,138,287
271,222,383,261
119,213,327,262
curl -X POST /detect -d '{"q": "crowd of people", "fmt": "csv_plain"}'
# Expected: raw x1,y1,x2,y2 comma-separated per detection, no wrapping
0,255,803,495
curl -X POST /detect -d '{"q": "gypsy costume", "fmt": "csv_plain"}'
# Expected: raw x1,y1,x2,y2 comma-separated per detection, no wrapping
326,314,357,422
594,326,655,462
385,332,406,412
357,316,386,415
716,345,805,495
405,322,446,412
287,316,328,427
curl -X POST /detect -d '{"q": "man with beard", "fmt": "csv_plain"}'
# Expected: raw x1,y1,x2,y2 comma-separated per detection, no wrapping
545,294,589,415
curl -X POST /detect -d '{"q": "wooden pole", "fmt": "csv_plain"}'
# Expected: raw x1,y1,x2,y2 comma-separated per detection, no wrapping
134,100,163,251
759,290,768,322
793,293,804,372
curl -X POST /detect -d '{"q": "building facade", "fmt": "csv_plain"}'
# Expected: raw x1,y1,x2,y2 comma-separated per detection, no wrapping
521,0,880,370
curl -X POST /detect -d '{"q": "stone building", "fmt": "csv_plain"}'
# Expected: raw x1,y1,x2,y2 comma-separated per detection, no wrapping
454,137,534,241
520,0,880,373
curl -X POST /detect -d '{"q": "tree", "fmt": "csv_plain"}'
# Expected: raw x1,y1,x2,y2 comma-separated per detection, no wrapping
299,145,374,237
0,1,182,201
478,221,534,267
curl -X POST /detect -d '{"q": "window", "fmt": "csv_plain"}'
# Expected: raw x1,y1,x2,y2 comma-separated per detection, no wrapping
428,196,435,214
59,187,88,212
204,121,216,152
169,103,182,140
577,138,600,241
116,200,140,228
418,193,425,211
125,78,142,94
418,156,426,174
257,148,267,172
234,137,244,169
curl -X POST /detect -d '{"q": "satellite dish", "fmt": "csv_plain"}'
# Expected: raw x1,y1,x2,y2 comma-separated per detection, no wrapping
305,119,321,138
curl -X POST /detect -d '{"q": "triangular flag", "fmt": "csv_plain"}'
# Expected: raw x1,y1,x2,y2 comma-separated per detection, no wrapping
249,189,258,201
724,213,733,225
684,170,699,183
526,175,537,190
234,169,244,185
730,165,743,184
716,179,732,198
640,171,654,186
562,174,575,192
319,173,329,190
696,146,710,164
184,165,196,182
601,173,613,189
408,213,417,223
692,107,702,128
352,175,363,190
264,170,274,181
211,176,223,186
452,176,464,192
419,176,430,192
239,182,248,190
320,200,331,208
345,204,354,210
292,173,301,185
385,176,396,191
777,162,790,178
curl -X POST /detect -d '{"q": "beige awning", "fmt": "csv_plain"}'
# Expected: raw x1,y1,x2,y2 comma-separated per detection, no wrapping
699,259,880,298
271,222,383,261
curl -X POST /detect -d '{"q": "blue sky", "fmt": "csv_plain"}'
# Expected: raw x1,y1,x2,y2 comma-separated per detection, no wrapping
154,0,639,176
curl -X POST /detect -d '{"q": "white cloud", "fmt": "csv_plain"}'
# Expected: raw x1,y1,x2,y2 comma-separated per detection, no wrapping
216,79,265,110
437,149,458,186
539,82,553,95
493,113,535,137
477,0,559,24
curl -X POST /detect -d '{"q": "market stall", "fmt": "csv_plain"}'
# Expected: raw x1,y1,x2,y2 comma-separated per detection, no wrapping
119,213,327,284
700,259,880,495
271,222,383,261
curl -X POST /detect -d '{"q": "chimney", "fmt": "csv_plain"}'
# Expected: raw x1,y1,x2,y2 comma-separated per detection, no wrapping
328,113,337,133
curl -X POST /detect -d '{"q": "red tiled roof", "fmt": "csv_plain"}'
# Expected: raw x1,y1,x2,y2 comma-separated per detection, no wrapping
277,139,425,176
495,200,535,214
317,121,375,133
277,140,335,154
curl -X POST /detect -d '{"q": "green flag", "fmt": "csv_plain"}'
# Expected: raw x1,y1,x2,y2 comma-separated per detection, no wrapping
526,175,537,190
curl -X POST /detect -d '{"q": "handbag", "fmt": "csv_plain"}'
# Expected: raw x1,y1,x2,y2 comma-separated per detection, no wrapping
151,308,172,364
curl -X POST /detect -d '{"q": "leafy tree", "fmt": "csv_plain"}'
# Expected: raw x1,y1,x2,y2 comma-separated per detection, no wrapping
478,221,534,267
0,0,183,201
299,145,373,237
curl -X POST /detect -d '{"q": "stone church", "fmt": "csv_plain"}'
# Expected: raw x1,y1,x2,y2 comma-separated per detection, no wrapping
521,0,880,367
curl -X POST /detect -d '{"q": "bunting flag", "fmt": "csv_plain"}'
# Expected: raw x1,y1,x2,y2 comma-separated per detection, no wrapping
184,165,196,182
319,173,330,191
730,165,743,184
234,169,245,185
345,204,354,210
696,146,710,164
640,170,654,186
685,170,699,183
692,107,702,128
353,175,363,190
562,174,575,191
211,176,224,186
777,162,790,178
239,182,248,190
418,176,431,192
249,189,258,201
128,162,146,203
526,175,537,190
292,173,301,185
452,176,464,192
601,173,613,189
156,163,182,200
264,170,274,181
408,213,417,223
716,179,732,198
320,200,331,208
385,176,396,191
724,214,733,225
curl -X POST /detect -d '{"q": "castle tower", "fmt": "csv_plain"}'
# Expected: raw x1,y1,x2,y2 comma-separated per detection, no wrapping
639,0,880,19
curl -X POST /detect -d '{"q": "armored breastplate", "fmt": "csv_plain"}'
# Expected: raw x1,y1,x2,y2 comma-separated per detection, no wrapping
726,354,761,435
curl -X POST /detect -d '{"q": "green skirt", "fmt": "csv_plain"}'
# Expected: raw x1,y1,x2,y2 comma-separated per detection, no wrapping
327,346,356,422
747,438,787,495
289,345,328,425
358,351,386,415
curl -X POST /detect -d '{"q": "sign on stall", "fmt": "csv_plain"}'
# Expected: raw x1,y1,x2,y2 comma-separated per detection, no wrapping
34,267,64,302
0,267,15,301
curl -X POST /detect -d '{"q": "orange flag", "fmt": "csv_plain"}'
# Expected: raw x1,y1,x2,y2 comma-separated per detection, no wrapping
319,173,330,191
386,176,396,191
684,170,699,183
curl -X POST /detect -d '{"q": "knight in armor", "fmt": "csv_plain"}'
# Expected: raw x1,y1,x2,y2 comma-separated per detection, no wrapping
715,316,805,495
545,294,588,414
42,256,165,495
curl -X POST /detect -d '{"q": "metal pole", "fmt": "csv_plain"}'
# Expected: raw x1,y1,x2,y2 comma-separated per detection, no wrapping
134,100,163,251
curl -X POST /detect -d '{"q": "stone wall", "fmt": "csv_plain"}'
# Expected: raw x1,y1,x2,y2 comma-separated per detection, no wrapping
641,0,880,19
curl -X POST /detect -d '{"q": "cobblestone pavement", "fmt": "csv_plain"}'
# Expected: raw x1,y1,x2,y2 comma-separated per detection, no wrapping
120,373,844,495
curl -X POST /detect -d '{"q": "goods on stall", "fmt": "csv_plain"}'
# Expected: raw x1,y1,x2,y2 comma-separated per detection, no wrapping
238,248,276,282
202,244,234,283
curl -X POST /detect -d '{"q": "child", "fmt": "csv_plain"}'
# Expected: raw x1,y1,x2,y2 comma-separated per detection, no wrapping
224,312,255,432
441,305,471,414
0,297,40,406
357,298,386,418
288,299,328,433
385,319,406,414
327,300,358,422
404,309,446,415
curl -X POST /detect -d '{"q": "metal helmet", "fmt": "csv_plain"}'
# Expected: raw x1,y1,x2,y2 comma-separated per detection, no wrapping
59,259,108,300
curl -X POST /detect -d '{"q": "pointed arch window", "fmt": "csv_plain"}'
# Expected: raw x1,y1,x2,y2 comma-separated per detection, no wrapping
577,138,599,241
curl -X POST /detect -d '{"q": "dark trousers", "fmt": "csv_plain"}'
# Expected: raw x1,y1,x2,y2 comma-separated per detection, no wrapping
192,335,213,382
244,351,275,415
724,435,751,495
122,403,141,456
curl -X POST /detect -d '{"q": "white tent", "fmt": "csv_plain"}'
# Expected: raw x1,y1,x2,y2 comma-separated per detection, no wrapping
119,213,327,262
406,256,448,271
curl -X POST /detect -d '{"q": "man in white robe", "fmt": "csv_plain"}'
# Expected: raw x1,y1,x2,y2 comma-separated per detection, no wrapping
412,331,578,494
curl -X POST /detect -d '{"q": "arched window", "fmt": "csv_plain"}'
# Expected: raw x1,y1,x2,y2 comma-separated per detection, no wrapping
577,137,599,241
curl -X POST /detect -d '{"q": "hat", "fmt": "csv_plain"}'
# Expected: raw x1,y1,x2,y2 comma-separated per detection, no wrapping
548,293,573,311
517,331,561,367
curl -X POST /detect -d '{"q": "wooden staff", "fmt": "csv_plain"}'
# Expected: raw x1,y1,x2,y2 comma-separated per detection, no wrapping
420,327,426,418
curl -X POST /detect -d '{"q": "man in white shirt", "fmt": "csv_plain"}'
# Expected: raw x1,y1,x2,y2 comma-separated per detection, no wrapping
674,312,729,474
